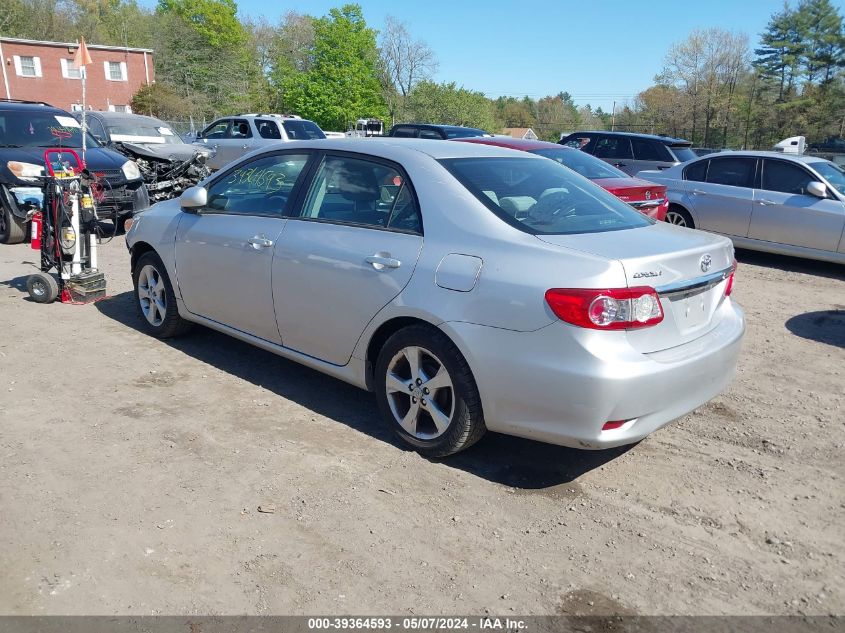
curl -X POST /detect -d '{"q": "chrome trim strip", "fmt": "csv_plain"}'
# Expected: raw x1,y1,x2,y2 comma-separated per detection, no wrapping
629,198,665,208
655,265,734,297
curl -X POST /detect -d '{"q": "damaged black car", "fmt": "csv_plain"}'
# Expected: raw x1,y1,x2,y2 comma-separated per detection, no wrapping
1,99,150,244
77,111,211,204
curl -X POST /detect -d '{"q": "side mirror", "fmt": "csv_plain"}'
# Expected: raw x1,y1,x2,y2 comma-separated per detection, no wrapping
180,186,207,211
806,181,827,198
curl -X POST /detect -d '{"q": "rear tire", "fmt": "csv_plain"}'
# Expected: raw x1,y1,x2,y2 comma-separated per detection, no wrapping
26,272,59,303
133,251,192,338
1,205,27,244
374,325,486,457
665,205,694,228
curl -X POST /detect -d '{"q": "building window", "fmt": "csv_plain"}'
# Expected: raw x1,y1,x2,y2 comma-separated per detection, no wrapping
108,104,131,113
105,61,127,81
60,59,83,79
70,103,84,112
13,55,42,77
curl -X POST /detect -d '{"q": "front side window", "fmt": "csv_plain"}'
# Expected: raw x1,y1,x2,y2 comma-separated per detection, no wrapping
762,160,815,195
706,157,756,188
281,119,325,140
205,153,310,215
202,120,229,139
809,160,845,194
441,157,652,235
594,136,633,160
300,155,421,232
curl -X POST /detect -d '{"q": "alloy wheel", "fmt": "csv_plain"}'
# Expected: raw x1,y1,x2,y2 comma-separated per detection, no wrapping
385,346,455,440
137,264,167,327
666,211,688,227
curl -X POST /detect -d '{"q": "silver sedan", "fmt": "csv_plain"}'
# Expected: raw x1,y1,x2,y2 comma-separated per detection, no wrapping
126,139,745,456
638,151,845,264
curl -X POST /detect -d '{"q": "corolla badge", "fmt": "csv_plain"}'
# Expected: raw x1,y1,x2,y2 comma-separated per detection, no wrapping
633,270,662,279
700,254,713,272
645,190,652,200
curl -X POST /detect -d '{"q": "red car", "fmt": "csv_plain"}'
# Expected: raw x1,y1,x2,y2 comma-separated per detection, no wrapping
453,137,668,221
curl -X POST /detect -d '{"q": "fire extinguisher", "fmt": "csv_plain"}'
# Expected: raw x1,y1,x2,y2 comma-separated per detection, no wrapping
30,211,42,251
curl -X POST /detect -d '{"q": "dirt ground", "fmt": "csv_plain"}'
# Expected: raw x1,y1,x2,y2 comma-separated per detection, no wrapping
0,236,842,617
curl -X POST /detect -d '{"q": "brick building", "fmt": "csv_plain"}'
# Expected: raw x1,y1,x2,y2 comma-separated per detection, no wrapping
0,37,153,113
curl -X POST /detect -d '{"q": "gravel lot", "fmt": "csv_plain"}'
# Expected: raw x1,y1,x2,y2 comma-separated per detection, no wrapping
0,236,842,616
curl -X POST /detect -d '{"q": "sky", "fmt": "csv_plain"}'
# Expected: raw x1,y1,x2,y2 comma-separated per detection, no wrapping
140,0,844,112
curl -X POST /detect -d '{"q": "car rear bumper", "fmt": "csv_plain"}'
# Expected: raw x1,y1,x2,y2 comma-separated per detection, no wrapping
441,299,745,449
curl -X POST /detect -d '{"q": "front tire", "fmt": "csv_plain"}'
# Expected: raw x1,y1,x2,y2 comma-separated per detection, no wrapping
374,325,486,457
1,205,26,244
133,251,191,338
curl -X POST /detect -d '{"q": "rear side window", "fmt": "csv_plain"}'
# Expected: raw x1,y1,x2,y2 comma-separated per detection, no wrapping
418,129,442,139
440,157,652,235
706,157,755,188
632,139,664,161
762,160,814,195
561,135,596,153
256,119,281,139
684,160,708,182
594,136,633,160
229,119,252,139
282,119,325,140
300,155,421,233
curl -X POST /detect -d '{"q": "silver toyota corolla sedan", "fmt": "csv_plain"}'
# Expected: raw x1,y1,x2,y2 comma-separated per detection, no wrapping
126,138,745,457
638,151,845,264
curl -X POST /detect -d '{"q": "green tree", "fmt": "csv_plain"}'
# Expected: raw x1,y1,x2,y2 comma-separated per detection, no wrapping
405,81,497,131
156,0,244,48
276,4,387,131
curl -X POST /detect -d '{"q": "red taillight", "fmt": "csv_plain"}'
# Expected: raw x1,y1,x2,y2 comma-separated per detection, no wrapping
545,287,664,330
724,263,737,296
602,420,627,431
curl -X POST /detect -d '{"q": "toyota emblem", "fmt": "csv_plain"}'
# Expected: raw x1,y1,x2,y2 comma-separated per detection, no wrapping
645,190,652,200
700,254,712,272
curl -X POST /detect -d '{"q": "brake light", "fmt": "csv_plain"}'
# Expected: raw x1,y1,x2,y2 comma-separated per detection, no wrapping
545,287,664,330
724,262,737,297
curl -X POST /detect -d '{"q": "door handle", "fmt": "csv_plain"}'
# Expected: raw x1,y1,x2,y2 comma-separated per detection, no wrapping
242,144,249,149
756,199,776,206
613,162,627,167
365,255,401,270
248,235,274,249
692,189,708,195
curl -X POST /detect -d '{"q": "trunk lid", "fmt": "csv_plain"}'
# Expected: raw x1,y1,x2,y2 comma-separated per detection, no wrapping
594,177,667,214
537,222,735,353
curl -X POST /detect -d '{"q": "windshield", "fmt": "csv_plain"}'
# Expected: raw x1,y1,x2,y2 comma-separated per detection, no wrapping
282,119,325,140
0,111,100,149
441,157,652,235
531,147,629,180
811,160,845,194
670,145,697,163
107,122,184,145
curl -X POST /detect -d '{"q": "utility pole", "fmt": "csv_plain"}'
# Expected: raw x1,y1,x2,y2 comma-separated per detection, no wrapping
611,100,616,131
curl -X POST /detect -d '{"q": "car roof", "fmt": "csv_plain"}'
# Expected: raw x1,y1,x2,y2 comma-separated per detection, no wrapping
244,137,542,161
392,123,487,133
0,101,64,114
693,150,833,165
455,137,567,152
82,111,167,125
565,130,692,145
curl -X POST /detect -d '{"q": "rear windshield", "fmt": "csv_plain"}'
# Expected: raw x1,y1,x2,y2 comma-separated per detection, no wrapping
444,127,487,139
531,147,628,180
440,157,652,235
669,145,697,163
282,119,326,140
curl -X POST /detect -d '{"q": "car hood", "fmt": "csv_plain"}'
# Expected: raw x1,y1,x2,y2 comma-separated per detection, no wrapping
117,142,199,162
